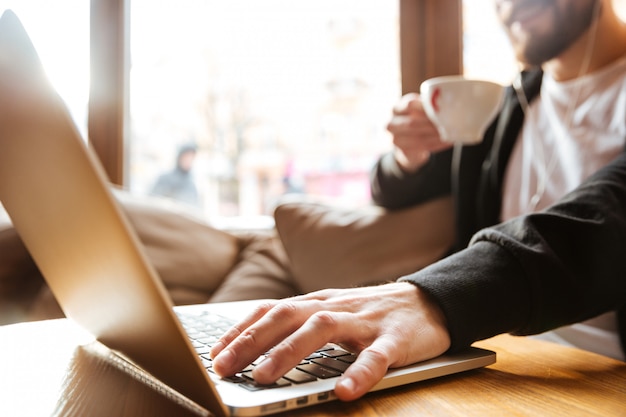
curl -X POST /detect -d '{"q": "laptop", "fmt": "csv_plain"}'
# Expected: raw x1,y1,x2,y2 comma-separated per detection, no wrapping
0,9,495,417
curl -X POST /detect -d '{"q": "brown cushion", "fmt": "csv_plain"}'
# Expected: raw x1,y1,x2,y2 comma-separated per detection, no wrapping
113,192,241,304
209,231,299,302
0,192,242,323
0,221,53,323
274,196,455,293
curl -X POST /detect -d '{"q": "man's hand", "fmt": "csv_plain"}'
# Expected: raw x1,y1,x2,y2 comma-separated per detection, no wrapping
210,282,451,401
387,93,452,173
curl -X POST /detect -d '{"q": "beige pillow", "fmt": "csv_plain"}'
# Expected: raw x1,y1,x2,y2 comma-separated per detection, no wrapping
0,191,242,319
274,196,455,293
0,221,53,323
209,231,299,302
114,192,241,304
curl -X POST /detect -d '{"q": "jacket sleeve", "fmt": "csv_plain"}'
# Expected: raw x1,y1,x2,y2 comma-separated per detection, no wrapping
400,151,626,351
370,149,453,210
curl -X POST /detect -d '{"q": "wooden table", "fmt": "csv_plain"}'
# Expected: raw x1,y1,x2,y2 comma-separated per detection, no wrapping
1,318,625,417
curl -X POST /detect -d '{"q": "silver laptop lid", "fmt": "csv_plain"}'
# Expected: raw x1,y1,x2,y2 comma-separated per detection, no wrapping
0,10,225,416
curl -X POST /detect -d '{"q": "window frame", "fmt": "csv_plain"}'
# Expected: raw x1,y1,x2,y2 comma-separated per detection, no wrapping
88,0,462,186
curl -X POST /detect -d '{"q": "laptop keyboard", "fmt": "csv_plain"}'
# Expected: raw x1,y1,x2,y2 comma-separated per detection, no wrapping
177,311,357,391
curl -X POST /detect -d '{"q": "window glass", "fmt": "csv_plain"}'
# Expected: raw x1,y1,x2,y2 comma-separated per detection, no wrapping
0,1,90,138
129,0,400,221
463,0,517,85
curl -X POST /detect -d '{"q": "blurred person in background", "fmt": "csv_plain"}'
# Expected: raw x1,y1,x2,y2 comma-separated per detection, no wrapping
151,143,200,207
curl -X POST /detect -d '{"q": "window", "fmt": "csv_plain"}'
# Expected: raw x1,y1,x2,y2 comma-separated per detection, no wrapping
0,1,90,138
3,0,465,222
462,0,517,85
128,1,401,220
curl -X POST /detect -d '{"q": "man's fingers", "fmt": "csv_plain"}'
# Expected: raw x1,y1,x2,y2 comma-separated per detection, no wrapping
211,301,307,376
335,337,398,401
252,309,376,385
209,301,276,358
252,310,346,383
392,92,420,115
387,114,431,134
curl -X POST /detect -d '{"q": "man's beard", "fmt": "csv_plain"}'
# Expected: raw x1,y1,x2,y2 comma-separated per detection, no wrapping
509,0,599,66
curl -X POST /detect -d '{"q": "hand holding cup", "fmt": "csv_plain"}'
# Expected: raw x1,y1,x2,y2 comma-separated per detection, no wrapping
386,93,453,173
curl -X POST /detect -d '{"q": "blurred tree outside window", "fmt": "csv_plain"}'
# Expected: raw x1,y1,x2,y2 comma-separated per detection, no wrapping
129,0,401,221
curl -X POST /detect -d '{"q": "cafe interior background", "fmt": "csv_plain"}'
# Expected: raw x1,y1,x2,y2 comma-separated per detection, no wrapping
2,0,625,229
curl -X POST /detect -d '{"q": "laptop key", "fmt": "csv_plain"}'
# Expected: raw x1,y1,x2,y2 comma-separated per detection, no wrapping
320,349,351,358
282,368,318,384
337,354,357,364
311,357,351,373
296,363,341,379
304,352,324,360
196,336,220,345
195,346,212,355
222,375,247,384
239,375,292,391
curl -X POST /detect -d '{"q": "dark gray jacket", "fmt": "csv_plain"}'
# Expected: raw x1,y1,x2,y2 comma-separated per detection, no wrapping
370,69,626,355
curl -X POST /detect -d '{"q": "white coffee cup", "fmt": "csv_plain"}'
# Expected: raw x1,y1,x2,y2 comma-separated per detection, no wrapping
419,75,504,145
